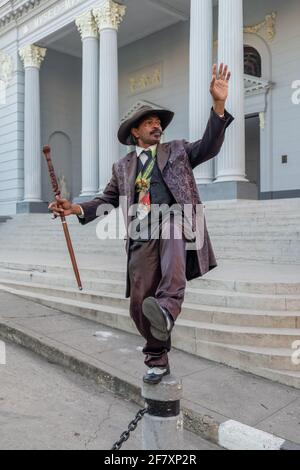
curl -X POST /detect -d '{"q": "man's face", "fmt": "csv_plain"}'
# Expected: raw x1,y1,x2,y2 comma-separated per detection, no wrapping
131,114,163,147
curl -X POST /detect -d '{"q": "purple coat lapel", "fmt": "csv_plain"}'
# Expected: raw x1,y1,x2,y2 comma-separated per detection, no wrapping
124,150,137,210
157,143,170,174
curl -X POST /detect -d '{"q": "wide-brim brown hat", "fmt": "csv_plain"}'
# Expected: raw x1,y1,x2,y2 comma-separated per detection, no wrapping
118,105,174,145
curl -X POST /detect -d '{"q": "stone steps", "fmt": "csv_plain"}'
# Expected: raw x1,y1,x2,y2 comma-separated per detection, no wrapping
2,218,300,230
1,208,299,264
0,281,299,389
2,229,300,240
0,277,294,330
0,279,299,348
3,219,300,233
204,199,300,211
0,242,298,264
1,236,299,251
1,267,300,311
2,217,296,230
194,341,300,388
2,277,297,323
0,201,299,388
214,253,300,265
206,213,300,220
1,260,300,294
182,304,300,329
0,246,297,263
4,247,297,266
0,261,127,282
0,216,12,223
9,273,298,329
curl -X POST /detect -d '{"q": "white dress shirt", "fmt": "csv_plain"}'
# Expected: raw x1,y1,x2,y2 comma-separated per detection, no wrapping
136,144,157,166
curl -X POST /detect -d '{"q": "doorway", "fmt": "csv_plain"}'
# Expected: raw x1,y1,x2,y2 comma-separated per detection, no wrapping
245,113,260,196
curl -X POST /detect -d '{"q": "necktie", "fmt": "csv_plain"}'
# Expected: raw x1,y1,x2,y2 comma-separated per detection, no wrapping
136,150,156,220
141,149,152,168
144,149,152,159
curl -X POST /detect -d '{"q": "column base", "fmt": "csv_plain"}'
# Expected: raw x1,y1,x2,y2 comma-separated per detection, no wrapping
196,178,214,185
16,201,49,214
198,181,258,201
73,195,100,204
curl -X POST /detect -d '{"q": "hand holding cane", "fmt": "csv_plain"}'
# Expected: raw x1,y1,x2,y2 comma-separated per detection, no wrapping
43,145,83,291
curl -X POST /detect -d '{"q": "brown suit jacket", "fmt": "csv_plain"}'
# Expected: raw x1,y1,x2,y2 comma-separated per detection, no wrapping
79,107,234,297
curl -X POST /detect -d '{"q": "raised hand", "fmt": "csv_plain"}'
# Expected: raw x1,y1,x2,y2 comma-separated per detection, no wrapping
210,63,231,103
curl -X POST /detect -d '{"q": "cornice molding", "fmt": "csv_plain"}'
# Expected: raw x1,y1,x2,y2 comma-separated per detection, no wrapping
244,12,277,41
213,11,277,48
0,1,43,29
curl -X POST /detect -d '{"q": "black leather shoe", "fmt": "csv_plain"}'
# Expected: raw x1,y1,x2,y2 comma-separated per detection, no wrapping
143,365,170,385
142,297,174,341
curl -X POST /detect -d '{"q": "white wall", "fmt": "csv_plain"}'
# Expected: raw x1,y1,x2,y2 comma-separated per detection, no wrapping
0,29,24,215
40,48,82,203
244,0,300,194
118,20,190,157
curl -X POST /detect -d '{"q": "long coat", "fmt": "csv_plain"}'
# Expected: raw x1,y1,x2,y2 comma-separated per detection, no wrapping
79,107,234,297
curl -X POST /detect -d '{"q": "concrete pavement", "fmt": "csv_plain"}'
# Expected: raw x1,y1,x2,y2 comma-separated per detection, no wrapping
0,342,219,450
0,290,300,449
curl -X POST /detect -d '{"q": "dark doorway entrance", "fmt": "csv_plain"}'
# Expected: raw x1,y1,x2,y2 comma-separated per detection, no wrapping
245,113,260,197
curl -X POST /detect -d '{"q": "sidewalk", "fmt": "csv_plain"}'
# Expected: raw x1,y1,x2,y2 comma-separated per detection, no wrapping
0,290,300,450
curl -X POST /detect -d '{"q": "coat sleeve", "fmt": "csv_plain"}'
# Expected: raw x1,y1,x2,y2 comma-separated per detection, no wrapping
183,107,234,170
77,163,120,225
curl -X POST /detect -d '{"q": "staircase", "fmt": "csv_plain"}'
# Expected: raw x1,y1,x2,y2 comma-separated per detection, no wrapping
0,198,299,388
205,198,300,264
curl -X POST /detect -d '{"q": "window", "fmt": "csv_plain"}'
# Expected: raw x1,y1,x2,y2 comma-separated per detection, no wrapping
244,46,262,77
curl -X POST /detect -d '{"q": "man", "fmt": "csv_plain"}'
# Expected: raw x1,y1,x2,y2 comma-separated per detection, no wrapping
49,63,234,385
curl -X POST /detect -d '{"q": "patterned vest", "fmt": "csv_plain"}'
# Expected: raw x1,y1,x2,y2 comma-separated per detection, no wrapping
131,156,176,241
134,157,176,206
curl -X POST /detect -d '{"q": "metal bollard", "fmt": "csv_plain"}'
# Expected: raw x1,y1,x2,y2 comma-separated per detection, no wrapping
142,374,184,450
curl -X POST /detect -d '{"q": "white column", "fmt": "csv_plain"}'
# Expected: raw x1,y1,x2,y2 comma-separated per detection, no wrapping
189,0,214,184
93,0,126,192
19,45,46,201
76,11,99,197
215,0,248,182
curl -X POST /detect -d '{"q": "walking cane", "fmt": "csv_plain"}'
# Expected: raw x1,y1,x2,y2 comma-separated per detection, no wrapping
43,145,83,291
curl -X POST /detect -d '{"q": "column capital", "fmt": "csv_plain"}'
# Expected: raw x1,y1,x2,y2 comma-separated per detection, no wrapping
93,0,126,32
75,10,98,39
19,45,47,69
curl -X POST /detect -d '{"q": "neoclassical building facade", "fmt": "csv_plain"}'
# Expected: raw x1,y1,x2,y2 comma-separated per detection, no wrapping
0,0,299,214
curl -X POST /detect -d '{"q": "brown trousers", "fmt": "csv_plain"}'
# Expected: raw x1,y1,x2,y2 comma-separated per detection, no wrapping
128,217,186,367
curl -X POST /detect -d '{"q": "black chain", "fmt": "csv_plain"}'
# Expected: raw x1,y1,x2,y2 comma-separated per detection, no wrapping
111,407,148,450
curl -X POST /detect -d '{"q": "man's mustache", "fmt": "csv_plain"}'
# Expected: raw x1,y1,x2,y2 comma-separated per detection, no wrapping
150,129,164,136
